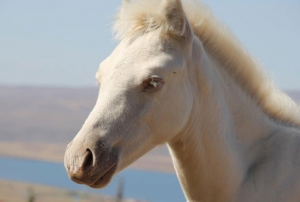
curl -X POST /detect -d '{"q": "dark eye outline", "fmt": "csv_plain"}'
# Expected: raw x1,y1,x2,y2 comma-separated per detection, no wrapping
140,76,164,92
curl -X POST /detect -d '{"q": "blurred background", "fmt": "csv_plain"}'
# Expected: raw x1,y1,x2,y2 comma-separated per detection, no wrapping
0,0,299,201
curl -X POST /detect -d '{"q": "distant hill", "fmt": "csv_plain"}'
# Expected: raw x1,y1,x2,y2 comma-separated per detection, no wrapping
1,85,299,143
0,85,98,143
0,85,299,172
0,85,171,172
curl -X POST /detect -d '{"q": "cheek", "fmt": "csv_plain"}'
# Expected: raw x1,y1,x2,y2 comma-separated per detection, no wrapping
146,86,193,143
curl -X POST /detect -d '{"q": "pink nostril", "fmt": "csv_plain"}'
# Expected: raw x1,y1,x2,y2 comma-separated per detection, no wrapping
67,148,95,185
82,148,94,169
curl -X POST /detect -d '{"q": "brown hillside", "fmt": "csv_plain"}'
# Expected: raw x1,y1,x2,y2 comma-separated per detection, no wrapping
0,85,299,172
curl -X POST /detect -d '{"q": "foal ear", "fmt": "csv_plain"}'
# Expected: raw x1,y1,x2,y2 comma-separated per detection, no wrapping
161,0,193,42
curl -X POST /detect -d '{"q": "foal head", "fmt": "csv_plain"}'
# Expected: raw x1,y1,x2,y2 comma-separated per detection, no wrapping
64,0,196,188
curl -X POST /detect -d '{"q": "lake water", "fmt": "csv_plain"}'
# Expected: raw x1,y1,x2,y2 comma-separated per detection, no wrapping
0,157,185,202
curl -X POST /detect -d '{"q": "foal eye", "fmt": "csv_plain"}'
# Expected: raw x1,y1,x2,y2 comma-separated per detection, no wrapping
141,77,164,92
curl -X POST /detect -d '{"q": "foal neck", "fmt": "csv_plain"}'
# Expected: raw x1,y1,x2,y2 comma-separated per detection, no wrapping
167,40,276,201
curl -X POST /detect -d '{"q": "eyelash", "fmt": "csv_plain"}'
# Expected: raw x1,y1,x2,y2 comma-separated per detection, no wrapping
141,77,164,92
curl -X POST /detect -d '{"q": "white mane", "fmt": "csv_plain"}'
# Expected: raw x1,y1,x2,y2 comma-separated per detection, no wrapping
114,0,300,126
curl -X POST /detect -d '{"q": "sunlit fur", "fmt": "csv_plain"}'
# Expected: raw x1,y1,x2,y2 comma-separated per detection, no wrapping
65,0,300,201
114,0,300,126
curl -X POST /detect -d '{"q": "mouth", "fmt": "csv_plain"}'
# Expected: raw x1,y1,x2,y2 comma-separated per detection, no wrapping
89,164,117,188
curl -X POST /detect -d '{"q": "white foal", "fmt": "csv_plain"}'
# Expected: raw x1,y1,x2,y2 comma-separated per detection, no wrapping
64,0,300,201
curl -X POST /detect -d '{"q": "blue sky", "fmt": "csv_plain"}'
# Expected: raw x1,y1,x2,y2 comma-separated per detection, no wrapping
0,0,299,90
